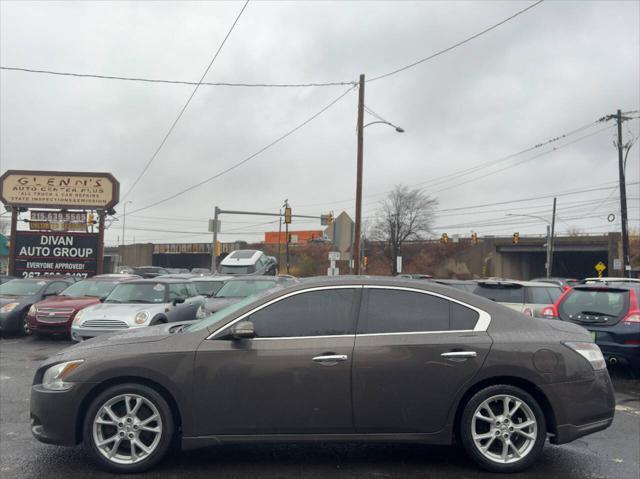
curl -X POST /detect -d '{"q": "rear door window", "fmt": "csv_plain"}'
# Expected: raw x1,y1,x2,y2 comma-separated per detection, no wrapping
546,287,563,303
450,302,480,330
473,284,524,303
360,289,450,333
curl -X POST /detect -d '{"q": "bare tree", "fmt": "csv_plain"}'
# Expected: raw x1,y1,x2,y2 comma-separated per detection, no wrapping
370,185,438,275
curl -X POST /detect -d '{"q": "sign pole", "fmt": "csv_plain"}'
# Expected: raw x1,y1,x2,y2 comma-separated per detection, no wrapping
97,211,105,274
212,206,219,273
8,209,17,277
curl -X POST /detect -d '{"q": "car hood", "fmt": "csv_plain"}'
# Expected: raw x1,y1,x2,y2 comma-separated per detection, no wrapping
204,297,241,313
82,302,167,318
35,296,100,310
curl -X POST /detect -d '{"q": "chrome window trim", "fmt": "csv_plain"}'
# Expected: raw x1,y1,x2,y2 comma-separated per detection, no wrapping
362,285,491,333
206,285,362,340
206,283,491,340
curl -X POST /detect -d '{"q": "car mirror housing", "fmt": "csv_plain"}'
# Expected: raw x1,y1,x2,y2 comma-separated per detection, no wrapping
172,298,186,305
230,321,255,339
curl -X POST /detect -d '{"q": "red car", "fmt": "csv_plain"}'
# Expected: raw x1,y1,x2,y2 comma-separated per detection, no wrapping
27,274,139,337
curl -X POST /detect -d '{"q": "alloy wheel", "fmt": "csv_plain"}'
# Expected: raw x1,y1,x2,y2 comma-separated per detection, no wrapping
92,393,163,465
471,394,537,464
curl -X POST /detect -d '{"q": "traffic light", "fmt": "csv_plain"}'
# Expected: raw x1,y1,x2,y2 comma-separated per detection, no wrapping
471,232,478,244
440,233,449,244
284,207,292,224
363,256,369,268
327,212,333,225
512,232,520,244
87,213,95,225
215,240,221,257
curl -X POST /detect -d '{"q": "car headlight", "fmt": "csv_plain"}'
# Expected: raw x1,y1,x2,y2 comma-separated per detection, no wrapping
0,302,19,313
134,311,150,325
72,309,85,325
42,360,84,391
29,305,38,316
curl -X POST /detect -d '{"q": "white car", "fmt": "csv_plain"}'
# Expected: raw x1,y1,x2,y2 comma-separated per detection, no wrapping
71,279,205,341
218,250,277,276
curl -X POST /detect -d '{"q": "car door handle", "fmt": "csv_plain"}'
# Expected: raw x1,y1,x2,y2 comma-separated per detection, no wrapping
441,351,477,360
312,354,348,363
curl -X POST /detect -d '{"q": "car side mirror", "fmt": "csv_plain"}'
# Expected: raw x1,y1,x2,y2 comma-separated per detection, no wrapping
99,296,107,303
172,298,186,306
230,321,255,339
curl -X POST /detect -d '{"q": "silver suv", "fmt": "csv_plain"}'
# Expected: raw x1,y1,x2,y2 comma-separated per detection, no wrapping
71,279,205,341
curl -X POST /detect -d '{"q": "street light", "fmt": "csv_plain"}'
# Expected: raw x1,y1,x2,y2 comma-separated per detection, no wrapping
121,201,132,247
505,212,554,278
353,81,405,275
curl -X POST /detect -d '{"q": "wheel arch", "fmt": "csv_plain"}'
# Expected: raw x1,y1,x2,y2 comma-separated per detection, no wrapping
452,375,557,442
149,314,168,325
75,376,183,445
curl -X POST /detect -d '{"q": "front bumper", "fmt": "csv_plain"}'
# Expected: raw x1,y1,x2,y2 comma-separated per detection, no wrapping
0,311,23,333
71,325,145,341
28,318,71,336
30,383,94,446
542,369,615,445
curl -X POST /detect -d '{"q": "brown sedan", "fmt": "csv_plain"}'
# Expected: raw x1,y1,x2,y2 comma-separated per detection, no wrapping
30,277,615,474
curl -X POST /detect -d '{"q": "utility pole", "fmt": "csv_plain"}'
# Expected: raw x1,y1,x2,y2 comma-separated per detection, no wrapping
353,73,365,275
548,197,556,278
211,206,220,273
277,208,283,269
285,199,290,274
616,109,631,277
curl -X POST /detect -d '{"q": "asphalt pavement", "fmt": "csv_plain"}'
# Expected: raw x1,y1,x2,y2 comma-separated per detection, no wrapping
1,335,639,479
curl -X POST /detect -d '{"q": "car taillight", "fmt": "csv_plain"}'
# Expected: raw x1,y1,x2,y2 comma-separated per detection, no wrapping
623,340,640,345
622,312,640,324
541,305,557,319
623,289,640,324
563,342,606,370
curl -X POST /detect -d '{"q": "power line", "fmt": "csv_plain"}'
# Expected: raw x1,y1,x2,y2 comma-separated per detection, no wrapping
0,67,356,88
368,0,545,82
121,0,250,201
123,84,357,216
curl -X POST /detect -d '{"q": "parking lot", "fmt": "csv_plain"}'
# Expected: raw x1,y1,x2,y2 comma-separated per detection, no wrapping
1,335,638,479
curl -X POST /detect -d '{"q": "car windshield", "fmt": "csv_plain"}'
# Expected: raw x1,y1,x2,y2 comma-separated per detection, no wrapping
186,294,261,332
0,280,45,296
105,283,166,303
194,281,225,296
559,289,628,319
215,280,276,298
61,280,119,298
218,264,256,275
473,284,525,303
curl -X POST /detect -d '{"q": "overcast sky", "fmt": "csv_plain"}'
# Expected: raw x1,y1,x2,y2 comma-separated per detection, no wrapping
1,0,638,246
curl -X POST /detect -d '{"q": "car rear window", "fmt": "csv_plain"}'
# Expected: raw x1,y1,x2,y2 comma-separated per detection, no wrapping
473,284,524,303
559,288,629,322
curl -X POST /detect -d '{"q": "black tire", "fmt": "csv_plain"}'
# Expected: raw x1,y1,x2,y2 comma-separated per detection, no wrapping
19,311,32,337
83,383,175,474
460,384,547,473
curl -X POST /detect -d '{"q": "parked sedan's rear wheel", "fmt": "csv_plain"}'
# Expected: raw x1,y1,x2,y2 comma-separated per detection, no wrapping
83,383,174,473
460,385,546,473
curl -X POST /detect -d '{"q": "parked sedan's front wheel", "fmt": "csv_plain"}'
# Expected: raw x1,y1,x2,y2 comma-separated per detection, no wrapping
460,385,546,473
83,383,175,473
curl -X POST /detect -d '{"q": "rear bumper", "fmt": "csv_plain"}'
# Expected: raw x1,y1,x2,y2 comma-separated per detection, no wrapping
542,369,615,445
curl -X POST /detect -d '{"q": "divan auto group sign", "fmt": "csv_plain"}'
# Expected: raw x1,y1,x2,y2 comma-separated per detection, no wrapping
14,231,99,278
0,170,119,209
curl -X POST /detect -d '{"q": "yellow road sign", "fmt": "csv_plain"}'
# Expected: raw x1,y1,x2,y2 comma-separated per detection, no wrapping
595,261,606,278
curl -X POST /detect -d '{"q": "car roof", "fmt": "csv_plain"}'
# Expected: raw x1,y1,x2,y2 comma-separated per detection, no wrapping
431,278,473,284
220,249,263,266
90,274,142,281
582,277,640,283
224,275,281,283
125,278,193,284
8,277,73,283
475,279,561,287
192,275,232,282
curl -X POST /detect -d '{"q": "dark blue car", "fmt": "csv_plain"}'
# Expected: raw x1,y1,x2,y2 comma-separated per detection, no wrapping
553,282,640,373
